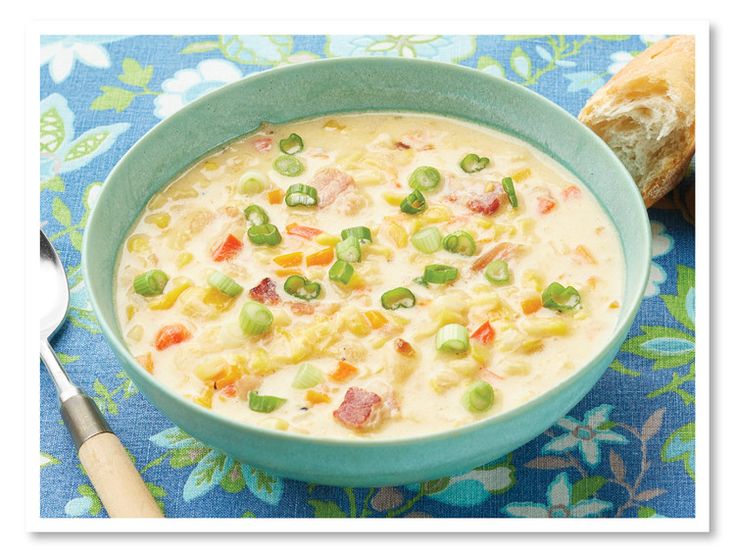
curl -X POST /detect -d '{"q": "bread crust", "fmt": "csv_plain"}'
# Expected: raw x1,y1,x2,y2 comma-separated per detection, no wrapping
579,36,695,207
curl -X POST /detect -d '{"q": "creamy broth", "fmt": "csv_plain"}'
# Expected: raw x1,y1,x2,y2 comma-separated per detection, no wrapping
115,113,624,439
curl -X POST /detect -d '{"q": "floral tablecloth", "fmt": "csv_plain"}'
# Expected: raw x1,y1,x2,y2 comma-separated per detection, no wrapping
39,34,696,519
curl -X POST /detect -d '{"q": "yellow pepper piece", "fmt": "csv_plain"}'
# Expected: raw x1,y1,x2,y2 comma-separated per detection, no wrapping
274,251,303,267
382,191,404,206
306,390,330,404
149,277,192,310
315,233,340,246
345,312,371,337
193,386,214,409
511,167,532,182
144,212,171,229
364,310,388,329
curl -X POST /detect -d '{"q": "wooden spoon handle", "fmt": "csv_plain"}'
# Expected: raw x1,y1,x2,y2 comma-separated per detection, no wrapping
78,432,163,518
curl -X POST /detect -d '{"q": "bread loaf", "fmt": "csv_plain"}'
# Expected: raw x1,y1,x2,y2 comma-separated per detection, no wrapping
578,35,695,207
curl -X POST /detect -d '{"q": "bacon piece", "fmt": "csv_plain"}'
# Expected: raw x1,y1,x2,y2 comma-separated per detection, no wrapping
310,168,355,207
333,387,383,430
562,185,581,200
467,193,500,216
253,137,272,152
248,277,280,305
471,242,518,272
537,197,557,214
394,338,415,357
288,302,315,316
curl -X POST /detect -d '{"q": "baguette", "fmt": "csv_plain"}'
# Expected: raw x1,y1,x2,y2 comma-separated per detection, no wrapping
578,35,695,207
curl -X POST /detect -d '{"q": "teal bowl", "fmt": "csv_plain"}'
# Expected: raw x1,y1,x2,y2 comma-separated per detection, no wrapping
83,57,651,487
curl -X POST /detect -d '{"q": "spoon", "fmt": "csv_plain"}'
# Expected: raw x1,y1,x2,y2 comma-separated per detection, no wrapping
40,230,163,518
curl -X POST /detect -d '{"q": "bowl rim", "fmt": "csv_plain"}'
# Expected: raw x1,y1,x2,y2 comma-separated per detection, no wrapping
82,56,652,448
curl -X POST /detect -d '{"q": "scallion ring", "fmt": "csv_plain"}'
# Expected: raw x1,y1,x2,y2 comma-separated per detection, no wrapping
273,155,304,177
541,282,581,311
484,259,511,285
328,259,354,285
411,226,442,254
435,323,470,353
409,166,441,192
424,264,459,284
400,189,427,215
248,391,286,413
462,381,495,413
284,275,322,301
239,301,273,335
133,269,169,297
284,183,318,207
244,204,269,226
279,133,304,155
442,230,477,256
247,223,282,246
380,287,416,310
292,363,324,389
340,226,372,243
207,270,243,297
335,235,362,263
238,171,267,194
460,153,490,173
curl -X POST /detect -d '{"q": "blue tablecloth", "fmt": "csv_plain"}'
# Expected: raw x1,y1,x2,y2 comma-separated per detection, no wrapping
39,34,695,518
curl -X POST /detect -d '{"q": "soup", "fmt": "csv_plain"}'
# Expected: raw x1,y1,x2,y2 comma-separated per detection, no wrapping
115,113,624,439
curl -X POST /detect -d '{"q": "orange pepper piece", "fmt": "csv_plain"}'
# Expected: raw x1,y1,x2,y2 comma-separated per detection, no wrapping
305,247,334,267
273,252,303,267
330,360,358,382
305,390,330,404
267,189,285,204
521,296,543,315
275,268,301,277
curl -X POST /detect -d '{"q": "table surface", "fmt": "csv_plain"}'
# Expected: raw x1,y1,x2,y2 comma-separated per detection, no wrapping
39,34,696,519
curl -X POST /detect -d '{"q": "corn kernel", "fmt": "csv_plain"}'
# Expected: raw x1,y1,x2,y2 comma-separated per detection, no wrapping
323,119,345,131
511,167,532,182
385,222,408,248
176,252,193,268
193,386,214,408
144,212,171,229
365,310,388,329
382,191,404,206
126,234,150,254
126,304,137,321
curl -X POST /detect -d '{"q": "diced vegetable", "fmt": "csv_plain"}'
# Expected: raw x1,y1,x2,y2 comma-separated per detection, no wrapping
239,301,274,335
328,259,354,284
273,251,303,267
435,323,469,353
273,155,304,177
538,198,557,213
267,189,285,204
244,204,269,226
207,270,243,297
341,226,372,243
136,353,154,374
194,387,214,409
144,213,170,229
194,358,228,382
248,391,286,413
400,189,427,215
467,193,500,216
562,185,581,200
149,277,192,310
155,324,191,351
381,287,416,310
511,167,531,182
424,264,459,284
521,295,543,315
133,269,169,297
335,235,362,263
284,275,321,301
365,310,389,329
484,259,511,285
470,321,495,344
411,226,442,254
330,360,359,382
394,338,415,356
408,166,441,192
462,381,494,413
460,153,489,173
279,133,304,155
501,176,519,208
306,390,330,404
442,230,476,256
249,277,281,305
292,363,324,389
541,282,581,311
247,223,282,246
306,247,334,267
315,233,340,246
286,223,324,239
212,234,243,262
239,171,267,194
285,183,318,207
176,252,193,269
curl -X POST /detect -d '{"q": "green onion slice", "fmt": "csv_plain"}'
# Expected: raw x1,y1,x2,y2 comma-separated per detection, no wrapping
462,380,495,413
484,259,511,285
247,223,282,246
542,282,581,311
413,276,428,287
279,133,304,155
238,171,267,194
340,226,372,243
207,270,243,297
244,204,269,226
284,183,318,207
400,189,427,215
435,323,470,353
411,226,442,254
335,235,362,263
133,269,169,297
409,166,441,192
239,301,273,335
442,230,477,256
248,391,286,413
502,176,519,208
284,275,321,301
328,259,354,285
292,363,324,389
273,155,304,177
381,287,416,310
460,153,490,173
424,264,459,284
